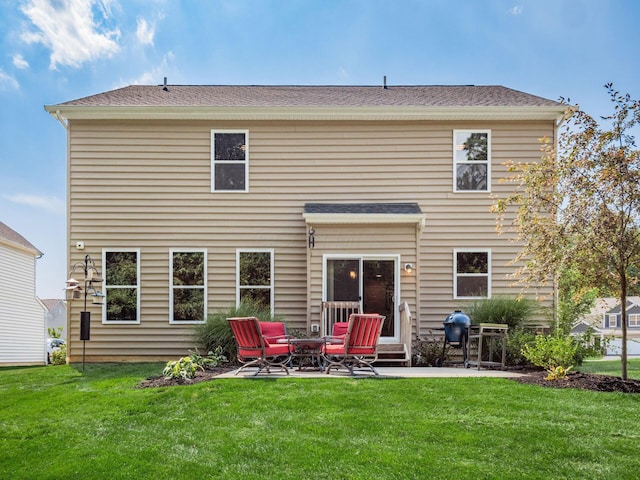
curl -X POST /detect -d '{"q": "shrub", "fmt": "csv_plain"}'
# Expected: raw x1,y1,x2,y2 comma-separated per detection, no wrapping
505,327,537,366
163,357,202,380
193,299,283,362
189,346,228,369
464,296,538,330
51,343,67,365
522,334,578,379
412,332,447,366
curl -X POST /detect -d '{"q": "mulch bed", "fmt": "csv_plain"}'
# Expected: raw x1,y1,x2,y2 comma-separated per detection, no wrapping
137,366,640,393
137,366,237,388
510,370,640,393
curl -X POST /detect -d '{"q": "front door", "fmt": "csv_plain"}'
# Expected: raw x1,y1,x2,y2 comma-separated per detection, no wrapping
325,256,398,342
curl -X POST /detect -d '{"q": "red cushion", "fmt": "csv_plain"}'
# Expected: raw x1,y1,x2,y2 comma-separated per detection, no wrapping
265,344,294,356
323,344,345,355
260,322,286,337
332,322,349,336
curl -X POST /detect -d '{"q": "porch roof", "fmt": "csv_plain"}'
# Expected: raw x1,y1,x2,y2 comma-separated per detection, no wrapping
303,202,426,227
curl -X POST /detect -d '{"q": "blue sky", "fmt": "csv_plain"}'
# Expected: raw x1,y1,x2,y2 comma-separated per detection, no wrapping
1,0,639,298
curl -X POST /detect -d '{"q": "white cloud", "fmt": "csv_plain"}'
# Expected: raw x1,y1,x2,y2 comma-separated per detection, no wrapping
4,194,65,214
20,0,121,69
0,69,19,90
136,18,155,46
128,51,175,86
13,54,29,69
509,5,523,15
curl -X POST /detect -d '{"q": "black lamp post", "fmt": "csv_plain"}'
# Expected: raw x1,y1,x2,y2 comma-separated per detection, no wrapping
66,254,103,371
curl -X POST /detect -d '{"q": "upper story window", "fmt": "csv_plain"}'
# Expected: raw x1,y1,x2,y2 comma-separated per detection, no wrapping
170,250,207,324
454,249,491,299
606,314,620,328
237,249,274,314
211,130,248,192
103,249,140,324
629,314,640,327
453,130,491,192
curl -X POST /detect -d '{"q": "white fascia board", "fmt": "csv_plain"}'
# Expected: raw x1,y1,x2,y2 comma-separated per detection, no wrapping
303,212,426,227
45,105,566,122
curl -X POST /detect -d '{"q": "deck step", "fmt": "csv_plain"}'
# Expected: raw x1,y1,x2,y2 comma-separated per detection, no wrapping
376,343,410,366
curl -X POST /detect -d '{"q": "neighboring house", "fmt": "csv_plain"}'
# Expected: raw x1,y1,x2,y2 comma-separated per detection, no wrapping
0,221,45,365
46,83,565,363
575,297,640,356
39,298,67,340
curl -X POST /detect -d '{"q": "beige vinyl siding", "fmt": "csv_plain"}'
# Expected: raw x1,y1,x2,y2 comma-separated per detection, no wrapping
66,119,554,360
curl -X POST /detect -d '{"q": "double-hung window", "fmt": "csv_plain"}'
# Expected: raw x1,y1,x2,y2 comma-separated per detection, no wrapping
103,249,140,324
211,130,248,192
453,130,491,192
237,249,274,314
606,314,619,328
454,249,491,299
170,250,207,324
629,314,640,327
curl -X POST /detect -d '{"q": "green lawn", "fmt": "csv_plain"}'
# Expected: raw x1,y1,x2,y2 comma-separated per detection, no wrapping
1,362,640,479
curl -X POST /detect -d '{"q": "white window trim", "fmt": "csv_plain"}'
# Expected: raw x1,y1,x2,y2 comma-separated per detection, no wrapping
453,129,491,193
102,248,141,325
169,249,207,325
453,248,492,299
606,314,618,328
629,314,640,327
211,129,249,193
236,248,274,316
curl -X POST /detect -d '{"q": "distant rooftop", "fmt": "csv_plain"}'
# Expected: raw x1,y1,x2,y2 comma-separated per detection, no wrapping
0,221,42,256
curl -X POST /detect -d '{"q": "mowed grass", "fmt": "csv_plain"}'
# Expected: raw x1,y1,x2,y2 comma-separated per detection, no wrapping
1,362,640,479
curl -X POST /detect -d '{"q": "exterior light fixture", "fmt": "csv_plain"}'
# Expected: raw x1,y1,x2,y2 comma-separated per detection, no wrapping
404,263,414,274
308,226,315,248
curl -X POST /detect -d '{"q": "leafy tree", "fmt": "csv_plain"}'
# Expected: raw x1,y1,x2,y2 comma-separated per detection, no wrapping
493,84,640,379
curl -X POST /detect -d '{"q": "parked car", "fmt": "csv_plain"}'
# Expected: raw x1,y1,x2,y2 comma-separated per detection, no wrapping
47,338,65,364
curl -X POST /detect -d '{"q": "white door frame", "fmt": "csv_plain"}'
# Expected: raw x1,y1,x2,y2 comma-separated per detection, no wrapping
322,254,400,343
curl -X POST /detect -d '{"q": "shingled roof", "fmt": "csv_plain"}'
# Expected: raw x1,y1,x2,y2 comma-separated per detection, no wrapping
0,221,42,256
52,84,561,108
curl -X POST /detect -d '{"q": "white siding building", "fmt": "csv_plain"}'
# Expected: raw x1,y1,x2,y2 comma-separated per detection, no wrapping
0,221,45,365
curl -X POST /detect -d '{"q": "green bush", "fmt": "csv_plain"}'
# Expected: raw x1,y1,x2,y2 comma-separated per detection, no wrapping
522,334,578,379
163,357,202,380
412,332,447,366
193,300,283,362
189,346,228,369
464,296,538,330
51,343,67,365
505,327,537,366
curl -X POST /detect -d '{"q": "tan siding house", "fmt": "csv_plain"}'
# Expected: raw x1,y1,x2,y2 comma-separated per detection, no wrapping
46,84,565,363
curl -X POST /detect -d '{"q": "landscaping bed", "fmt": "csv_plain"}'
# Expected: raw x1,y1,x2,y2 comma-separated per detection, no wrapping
511,369,640,393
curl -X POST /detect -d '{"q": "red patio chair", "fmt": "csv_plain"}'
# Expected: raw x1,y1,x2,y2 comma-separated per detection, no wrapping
323,314,385,375
228,317,294,376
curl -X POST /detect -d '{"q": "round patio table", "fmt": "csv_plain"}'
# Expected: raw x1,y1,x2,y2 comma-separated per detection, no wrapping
288,338,326,371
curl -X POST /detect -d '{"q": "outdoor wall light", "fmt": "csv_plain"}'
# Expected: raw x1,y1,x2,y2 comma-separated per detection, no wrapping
308,226,315,248
404,263,414,274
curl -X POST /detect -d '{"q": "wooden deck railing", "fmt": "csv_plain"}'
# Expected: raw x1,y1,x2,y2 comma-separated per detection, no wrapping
321,301,361,336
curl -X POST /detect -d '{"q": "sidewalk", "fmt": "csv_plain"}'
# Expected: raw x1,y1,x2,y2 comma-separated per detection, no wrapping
217,366,524,379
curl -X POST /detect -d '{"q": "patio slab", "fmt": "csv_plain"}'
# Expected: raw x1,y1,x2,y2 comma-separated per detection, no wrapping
217,366,525,379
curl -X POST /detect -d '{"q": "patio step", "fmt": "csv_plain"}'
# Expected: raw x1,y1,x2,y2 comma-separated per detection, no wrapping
377,343,411,366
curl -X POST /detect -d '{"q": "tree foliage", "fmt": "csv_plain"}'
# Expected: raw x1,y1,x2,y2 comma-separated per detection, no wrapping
493,83,640,379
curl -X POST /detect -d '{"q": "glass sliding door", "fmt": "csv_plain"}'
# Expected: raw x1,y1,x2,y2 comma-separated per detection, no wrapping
324,256,398,342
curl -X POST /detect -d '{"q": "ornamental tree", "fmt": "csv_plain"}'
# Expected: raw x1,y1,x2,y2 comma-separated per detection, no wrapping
493,84,640,379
